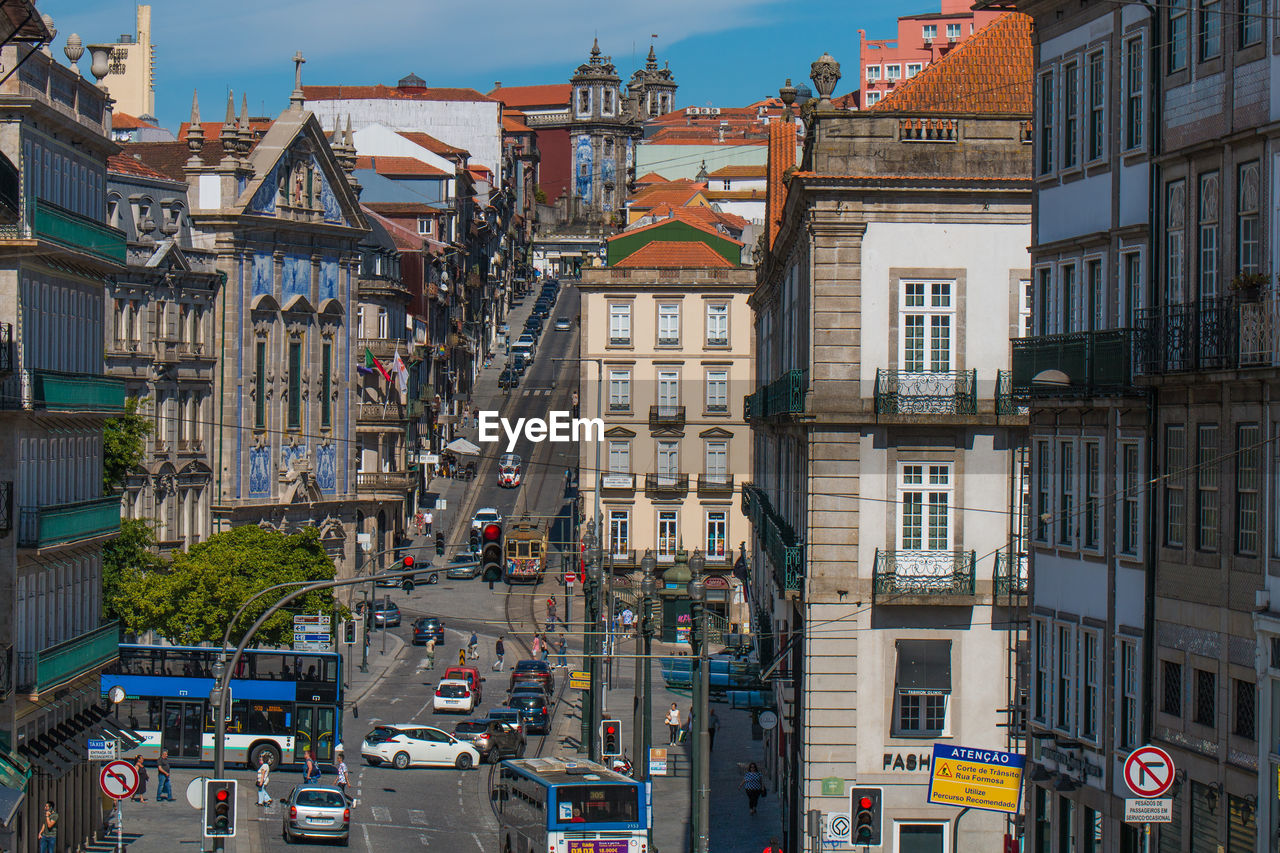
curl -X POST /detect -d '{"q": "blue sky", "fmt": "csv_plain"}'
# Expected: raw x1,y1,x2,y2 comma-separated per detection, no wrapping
43,1,910,129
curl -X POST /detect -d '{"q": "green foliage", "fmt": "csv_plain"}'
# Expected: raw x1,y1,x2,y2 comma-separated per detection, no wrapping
116,525,348,647
102,517,167,623
103,397,152,493
534,186,547,204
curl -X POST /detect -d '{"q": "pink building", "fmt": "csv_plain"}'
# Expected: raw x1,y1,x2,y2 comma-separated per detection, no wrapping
855,0,1003,108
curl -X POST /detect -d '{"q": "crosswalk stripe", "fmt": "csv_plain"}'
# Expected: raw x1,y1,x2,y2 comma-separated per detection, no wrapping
371,806,391,822
409,809,428,825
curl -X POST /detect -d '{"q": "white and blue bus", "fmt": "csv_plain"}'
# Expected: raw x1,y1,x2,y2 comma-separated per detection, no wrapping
493,757,649,853
100,643,343,769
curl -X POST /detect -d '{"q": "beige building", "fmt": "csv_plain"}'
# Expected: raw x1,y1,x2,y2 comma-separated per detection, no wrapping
88,5,155,120
578,265,754,631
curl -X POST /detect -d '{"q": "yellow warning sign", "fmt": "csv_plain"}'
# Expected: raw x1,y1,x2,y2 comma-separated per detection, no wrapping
936,762,952,778
927,744,1025,815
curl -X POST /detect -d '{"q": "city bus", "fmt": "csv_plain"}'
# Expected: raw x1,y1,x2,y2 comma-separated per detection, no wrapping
505,522,547,584
100,643,343,769
492,757,649,853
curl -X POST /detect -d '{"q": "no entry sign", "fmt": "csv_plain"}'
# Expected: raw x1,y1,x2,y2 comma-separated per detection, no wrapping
1124,745,1175,798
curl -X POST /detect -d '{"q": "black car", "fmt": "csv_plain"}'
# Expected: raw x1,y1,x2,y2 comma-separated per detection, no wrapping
524,316,543,333
508,684,550,705
510,659,554,691
411,616,446,645
508,693,550,734
512,353,529,374
452,718,525,763
499,368,520,390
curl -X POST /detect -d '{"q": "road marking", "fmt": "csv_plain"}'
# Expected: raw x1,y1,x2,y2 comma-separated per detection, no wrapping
361,821,372,852
371,806,391,822
411,700,432,720
472,832,485,851
389,697,400,704
409,809,428,825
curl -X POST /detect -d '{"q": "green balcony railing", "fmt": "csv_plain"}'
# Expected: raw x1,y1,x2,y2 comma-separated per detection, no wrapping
33,199,126,266
1010,329,1136,397
994,549,1029,599
25,621,120,693
742,482,804,594
746,369,808,421
4,369,127,414
872,549,976,599
874,369,977,415
17,495,122,548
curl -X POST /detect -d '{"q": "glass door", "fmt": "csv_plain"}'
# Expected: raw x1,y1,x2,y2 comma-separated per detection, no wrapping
161,700,204,759
294,704,336,762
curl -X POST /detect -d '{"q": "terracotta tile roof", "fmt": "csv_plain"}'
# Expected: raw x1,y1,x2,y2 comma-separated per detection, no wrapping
703,188,766,201
502,112,534,133
609,210,743,246
766,118,796,248
107,152,177,182
869,12,1033,114
645,203,749,234
627,179,708,210
123,141,229,181
396,131,470,158
354,155,449,177
635,171,668,185
365,202,441,215
177,119,274,141
364,207,427,251
707,164,766,179
302,85,494,103
113,111,158,130
487,83,573,109
614,241,735,269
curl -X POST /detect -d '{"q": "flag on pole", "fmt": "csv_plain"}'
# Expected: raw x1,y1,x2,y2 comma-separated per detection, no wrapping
392,348,408,397
365,348,392,382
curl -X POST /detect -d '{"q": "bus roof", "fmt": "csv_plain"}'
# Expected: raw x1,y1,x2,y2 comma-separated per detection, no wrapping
501,757,636,786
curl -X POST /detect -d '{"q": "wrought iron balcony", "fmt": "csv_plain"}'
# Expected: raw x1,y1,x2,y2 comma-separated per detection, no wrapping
0,480,10,533
872,549,976,599
644,473,689,496
995,370,1027,416
649,404,686,429
744,369,808,421
742,482,803,594
356,338,412,361
604,549,638,569
697,473,735,494
0,321,11,374
15,621,120,694
1010,329,1136,396
1136,298,1237,374
32,200,126,267
874,369,977,415
0,369,127,414
18,495,122,549
994,549,1029,600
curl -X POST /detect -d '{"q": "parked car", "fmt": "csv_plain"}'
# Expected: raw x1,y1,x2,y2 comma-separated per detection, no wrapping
510,660,554,692
444,552,481,579
433,678,477,714
471,508,502,531
411,616,445,645
507,693,550,734
553,317,572,331
282,783,350,846
442,666,483,703
375,560,437,590
451,718,525,763
361,724,479,770
498,453,522,488
511,353,528,375
356,599,401,628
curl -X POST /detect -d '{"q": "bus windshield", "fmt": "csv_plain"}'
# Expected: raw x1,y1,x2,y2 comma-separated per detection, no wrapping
553,785,639,824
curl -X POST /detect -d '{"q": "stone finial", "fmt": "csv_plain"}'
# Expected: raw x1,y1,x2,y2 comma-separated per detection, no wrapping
63,33,83,73
646,43,657,71
237,93,253,160
41,14,55,55
589,37,602,65
810,52,841,106
779,78,797,122
187,90,205,160
290,50,307,111
222,90,236,130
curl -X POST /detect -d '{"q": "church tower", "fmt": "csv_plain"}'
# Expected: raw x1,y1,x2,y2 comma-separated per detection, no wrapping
568,39,634,225
627,43,679,119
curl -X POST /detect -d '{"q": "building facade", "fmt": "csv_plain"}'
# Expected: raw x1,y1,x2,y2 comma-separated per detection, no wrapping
746,20,1032,851
87,4,156,120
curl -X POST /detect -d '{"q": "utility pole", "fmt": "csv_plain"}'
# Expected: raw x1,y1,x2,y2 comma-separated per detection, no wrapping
687,549,710,853
633,550,655,775
586,519,603,759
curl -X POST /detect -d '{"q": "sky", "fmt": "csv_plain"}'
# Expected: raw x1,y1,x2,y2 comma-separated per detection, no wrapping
40,0,910,130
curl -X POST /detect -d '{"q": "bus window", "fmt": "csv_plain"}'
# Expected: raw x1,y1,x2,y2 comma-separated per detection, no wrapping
554,785,639,823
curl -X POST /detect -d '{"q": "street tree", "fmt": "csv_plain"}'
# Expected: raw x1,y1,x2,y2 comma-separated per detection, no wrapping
102,517,167,624
103,396,152,493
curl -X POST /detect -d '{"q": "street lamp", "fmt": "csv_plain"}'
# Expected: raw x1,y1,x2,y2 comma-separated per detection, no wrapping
687,548,710,853
586,519,603,760
633,550,657,785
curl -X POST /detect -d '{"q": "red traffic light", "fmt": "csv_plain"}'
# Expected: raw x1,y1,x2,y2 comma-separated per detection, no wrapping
483,523,502,541
605,725,617,735
858,796,872,809
216,789,229,802
403,555,414,567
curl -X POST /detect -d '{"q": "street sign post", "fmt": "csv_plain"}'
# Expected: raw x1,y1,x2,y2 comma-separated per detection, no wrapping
88,738,117,761
1124,745,1175,798
293,614,332,652
1124,798,1173,823
648,747,668,776
927,744,1025,814
100,760,139,800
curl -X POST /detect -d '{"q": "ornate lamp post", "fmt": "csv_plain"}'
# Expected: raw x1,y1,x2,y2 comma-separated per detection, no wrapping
687,548,710,853
633,550,657,780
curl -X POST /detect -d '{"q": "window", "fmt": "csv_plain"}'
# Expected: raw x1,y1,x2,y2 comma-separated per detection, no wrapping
1237,161,1260,275
1197,171,1219,300
376,308,388,339
657,303,680,345
706,511,727,559
1056,624,1074,730
607,440,630,474
1034,789,1052,853
893,639,951,737
608,303,631,345
866,65,881,82
1166,180,1186,305
885,64,901,81
1120,442,1142,556
900,464,952,552
320,342,332,428
706,303,729,345
656,440,679,477
1162,659,1183,716
607,370,631,411
1034,621,1050,722
946,22,961,39
1039,72,1054,174
906,62,922,78
1081,631,1100,741
864,91,881,107
656,371,680,415
1061,264,1077,332
602,88,613,114
1118,638,1140,749
1036,268,1052,335
705,370,728,413
1168,0,1189,71
578,88,589,114
1194,668,1216,727
922,24,937,40
1125,36,1144,149
1083,806,1102,853
1083,441,1101,549
1061,60,1079,169
1087,258,1104,330
1200,0,1222,60
1196,424,1219,551
1035,440,1051,542
254,341,267,429
1059,797,1076,853
287,341,302,430
1087,50,1105,160
1019,278,1033,337
417,217,429,235
1233,678,1255,739
1240,0,1262,46
1236,423,1260,555
1058,441,1075,547
1165,425,1186,547
900,280,953,372
657,511,678,560
1123,252,1143,327
705,441,728,482
608,510,629,557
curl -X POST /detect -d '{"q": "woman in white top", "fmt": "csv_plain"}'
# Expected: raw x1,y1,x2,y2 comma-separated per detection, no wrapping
256,757,272,806
665,703,681,746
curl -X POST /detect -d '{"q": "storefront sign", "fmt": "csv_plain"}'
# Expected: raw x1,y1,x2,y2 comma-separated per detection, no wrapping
1124,798,1172,823
1042,745,1104,779
883,752,932,772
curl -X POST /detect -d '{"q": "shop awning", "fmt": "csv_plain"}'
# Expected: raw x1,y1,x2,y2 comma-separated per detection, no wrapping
445,438,481,456
895,639,952,696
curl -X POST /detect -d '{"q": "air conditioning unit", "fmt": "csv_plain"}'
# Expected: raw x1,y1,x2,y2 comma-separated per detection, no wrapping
709,107,721,116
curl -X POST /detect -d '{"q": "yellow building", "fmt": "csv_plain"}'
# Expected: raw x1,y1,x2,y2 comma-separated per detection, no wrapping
88,5,155,119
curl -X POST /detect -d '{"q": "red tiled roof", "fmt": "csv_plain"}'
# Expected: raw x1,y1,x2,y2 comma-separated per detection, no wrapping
177,119,275,141
869,12,1033,114
107,152,176,181
609,210,743,246
766,118,796,249
707,164,766,179
123,141,229,181
645,203,749,234
502,113,534,133
364,207,427,251
354,155,449,177
635,171,667,185
627,179,708,210
645,127,770,145
365,202,440,215
396,131,469,158
113,111,158,130
487,84,572,109
614,241,735,269
302,85,494,103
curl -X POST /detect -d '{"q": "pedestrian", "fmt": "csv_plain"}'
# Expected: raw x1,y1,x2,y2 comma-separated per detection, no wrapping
682,705,694,742
156,748,173,801
540,634,550,663
739,762,766,815
468,631,479,659
37,801,57,853
708,708,721,752
424,510,433,534
131,754,149,802
256,755,272,806
335,750,349,800
665,703,681,746
425,637,436,670
415,511,424,534
494,635,506,670
546,596,557,632
304,750,319,784
532,634,542,659
621,607,635,634
556,634,569,669
762,836,784,853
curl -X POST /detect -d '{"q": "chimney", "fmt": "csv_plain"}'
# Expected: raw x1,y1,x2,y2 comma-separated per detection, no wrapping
494,81,501,90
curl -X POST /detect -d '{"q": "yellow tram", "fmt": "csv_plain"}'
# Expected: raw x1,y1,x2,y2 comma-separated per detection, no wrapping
504,521,547,584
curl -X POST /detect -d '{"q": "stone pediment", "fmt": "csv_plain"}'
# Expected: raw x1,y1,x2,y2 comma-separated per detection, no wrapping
604,426,636,438
698,427,734,440
144,239,193,272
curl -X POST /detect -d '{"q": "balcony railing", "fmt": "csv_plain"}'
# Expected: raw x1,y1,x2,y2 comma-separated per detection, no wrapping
16,621,120,694
154,338,181,365
1010,329,1136,396
0,369,127,414
644,473,689,496
874,369,977,415
0,321,11,374
872,549,977,599
0,481,10,533
356,338,412,360
994,549,1029,600
358,401,407,423
32,200,126,267
742,482,804,594
18,495,122,548
995,370,1026,416
1136,297,1237,374
744,369,808,421
649,405,687,429
697,473,735,494
604,549,638,569
355,472,413,492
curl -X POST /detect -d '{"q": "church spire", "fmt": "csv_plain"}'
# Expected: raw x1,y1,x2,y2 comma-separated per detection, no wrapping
646,43,657,71
589,37,602,65
186,89,204,166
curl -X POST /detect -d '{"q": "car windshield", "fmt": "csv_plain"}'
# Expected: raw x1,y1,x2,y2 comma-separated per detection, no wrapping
515,662,547,672
296,790,346,808
438,683,469,697
416,620,438,630
511,695,546,709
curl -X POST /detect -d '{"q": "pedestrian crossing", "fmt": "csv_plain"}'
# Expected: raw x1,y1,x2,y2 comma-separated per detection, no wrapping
520,388,555,397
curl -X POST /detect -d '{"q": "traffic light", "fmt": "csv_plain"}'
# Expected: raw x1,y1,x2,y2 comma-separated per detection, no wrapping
600,719,622,757
481,522,504,584
203,779,237,838
400,555,416,592
343,621,356,645
850,786,882,846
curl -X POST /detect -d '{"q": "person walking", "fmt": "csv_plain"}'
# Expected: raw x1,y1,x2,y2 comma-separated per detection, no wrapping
425,637,436,670
131,754,149,802
304,750,319,784
256,756,272,806
494,636,506,671
546,596,557,632
335,750,349,800
531,634,542,659
621,606,635,635
468,631,479,659
708,709,721,752
739,762,766,815
539,634,550,663
37,801,57,853
762,837,784,853
156,748,173,801
556,634,569,669
665,704,681,746
424,510,433,534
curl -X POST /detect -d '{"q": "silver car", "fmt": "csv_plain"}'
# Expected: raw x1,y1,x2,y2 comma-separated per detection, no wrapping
282,783,350,846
